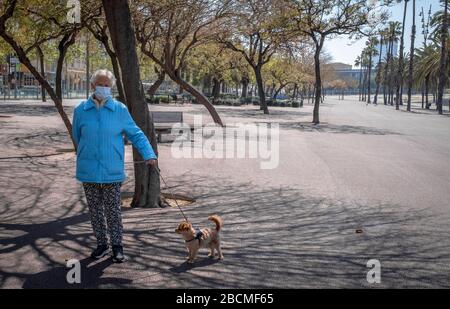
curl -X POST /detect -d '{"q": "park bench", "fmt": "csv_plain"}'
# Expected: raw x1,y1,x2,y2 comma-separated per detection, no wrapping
150,111,184,142
172,94,191,105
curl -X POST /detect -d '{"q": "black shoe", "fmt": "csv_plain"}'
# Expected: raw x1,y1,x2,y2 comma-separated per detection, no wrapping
112,245,125,263
91,245,109,259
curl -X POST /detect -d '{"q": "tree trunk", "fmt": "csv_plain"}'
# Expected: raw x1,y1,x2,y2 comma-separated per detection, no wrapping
212,77,221,103
173,74,224,125
106,46,125,103
374,36,383,105
396,0,408,110
421,85,425,109
0,41,74,148
254,65,269,114
362,64,367,101
148,69,165,98
85,33,90,99
367,52,372,104
300,84,305,107
407,0,416,112
102,0,161,208
56,33,76,100
1,3,76,149
36,46,46,102
425,74,430,109
437,0,448,115
88,24,126,103
358,62,363,101
306,85,309,103
313,42,323,124
388,38,395,106
384,37,393,105
241,76,249,98
273,83,288,100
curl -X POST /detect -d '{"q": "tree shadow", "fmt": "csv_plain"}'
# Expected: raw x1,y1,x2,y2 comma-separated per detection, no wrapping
259,121,402,135
212,106,311,121
169,258,220,274
402,107,450,117
3,162,450,288
21,257,136,289
1,102,450,288
0,103,65,117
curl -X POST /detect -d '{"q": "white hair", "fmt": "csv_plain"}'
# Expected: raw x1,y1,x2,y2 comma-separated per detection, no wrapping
90,69,116,87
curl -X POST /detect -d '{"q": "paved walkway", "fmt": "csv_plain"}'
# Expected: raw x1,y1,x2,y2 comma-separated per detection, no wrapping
1,97,450,288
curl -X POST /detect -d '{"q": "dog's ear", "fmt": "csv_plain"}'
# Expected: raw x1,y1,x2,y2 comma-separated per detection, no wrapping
182,222,192,230
177,221,191,231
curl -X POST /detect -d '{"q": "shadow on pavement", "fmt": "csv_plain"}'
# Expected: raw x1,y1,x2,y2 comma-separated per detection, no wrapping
1,101,450,288
21,257,133,289
273,122,402,135
2,166,450,288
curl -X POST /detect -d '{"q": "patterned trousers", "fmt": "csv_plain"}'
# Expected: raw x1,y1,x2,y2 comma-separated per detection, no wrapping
83,182,123,247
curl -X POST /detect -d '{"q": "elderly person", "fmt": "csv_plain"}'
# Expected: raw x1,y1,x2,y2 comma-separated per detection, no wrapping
72,69,157,263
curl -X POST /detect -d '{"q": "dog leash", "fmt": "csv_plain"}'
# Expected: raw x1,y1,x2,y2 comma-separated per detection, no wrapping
0,153,190,222
126,160,189,222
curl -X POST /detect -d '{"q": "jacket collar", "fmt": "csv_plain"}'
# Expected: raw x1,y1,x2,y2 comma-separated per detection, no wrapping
83,96,116,112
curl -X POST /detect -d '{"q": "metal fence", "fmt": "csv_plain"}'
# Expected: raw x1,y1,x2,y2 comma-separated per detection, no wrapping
0,87,106,101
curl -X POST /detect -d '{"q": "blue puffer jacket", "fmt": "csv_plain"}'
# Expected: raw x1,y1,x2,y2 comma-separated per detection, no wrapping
72,96,157,183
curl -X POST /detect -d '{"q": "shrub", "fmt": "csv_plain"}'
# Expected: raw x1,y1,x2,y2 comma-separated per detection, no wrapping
160,96,170,104
219,93,239,100
146,96,159,104
182,94,194,101
252,97,260,104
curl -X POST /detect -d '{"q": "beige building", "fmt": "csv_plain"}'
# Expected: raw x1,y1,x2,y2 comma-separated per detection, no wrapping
1,55,88,97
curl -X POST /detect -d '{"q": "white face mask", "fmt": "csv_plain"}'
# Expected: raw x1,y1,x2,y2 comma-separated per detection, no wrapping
94,86,112,101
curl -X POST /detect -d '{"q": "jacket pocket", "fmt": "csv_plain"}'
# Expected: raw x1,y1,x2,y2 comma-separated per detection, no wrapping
76,158,93,179
113,144,123,161
107,144,124,176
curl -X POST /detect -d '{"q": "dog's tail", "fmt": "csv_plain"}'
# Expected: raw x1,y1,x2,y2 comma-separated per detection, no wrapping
208,215,223,232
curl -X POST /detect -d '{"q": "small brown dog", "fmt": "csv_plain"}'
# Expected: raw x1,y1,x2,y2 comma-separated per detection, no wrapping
175,215,223,264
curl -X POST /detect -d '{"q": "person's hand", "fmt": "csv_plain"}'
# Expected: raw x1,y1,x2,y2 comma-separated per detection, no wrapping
146,159,157,166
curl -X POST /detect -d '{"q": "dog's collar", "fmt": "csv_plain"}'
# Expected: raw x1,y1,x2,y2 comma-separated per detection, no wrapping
186,228,203,243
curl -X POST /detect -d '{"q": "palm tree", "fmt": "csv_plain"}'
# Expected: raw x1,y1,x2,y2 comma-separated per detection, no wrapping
355,55,363,101
366,37,379,104
407,0,416,112
396,0,410,110
418,4,433,108
414,45,438,109
384,22,402,106
374,29,389,105
383,31,393,105
395,0,409,110
437,0,449,114
361,50,369,102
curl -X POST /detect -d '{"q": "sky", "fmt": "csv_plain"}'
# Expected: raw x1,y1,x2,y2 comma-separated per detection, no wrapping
323,0,440,67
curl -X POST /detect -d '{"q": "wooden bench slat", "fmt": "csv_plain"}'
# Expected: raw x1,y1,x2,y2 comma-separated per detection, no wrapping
150,111,183,123
150,111,184,142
